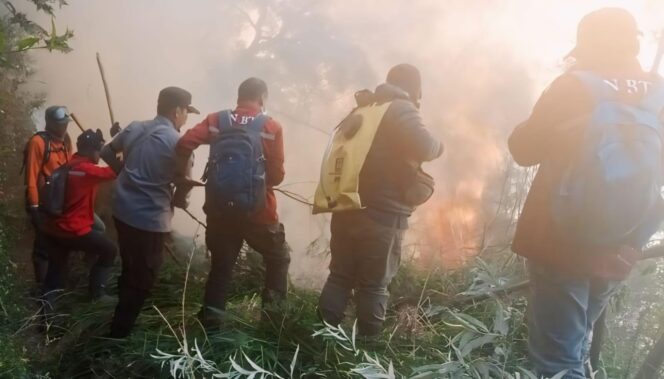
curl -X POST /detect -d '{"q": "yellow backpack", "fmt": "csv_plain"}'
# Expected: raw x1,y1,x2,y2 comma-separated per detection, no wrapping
313,100,391,214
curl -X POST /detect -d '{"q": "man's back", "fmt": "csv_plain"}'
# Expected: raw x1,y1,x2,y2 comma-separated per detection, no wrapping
359,83,442,222
110,116,179,232
176,102,285,224
508,65,663,276
46,155,116,237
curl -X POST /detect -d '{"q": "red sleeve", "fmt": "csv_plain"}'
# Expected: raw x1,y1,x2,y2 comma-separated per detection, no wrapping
262,118,285,186
77,162,117,183
176,113,218,155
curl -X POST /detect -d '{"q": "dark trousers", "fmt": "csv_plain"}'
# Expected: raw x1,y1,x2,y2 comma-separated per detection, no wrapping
203,217,291,314
318,211,404,336
43,230,117,294
32,214,107,284
110,218,166,338
32,225,50,284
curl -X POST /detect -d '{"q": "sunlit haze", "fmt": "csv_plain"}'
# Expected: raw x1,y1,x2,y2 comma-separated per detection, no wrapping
20,0,664,285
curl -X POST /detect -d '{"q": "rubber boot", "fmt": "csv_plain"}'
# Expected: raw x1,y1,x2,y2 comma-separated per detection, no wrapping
89,265,114,302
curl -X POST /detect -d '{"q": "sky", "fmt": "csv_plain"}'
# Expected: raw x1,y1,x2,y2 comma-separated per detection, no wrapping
17,0,664,285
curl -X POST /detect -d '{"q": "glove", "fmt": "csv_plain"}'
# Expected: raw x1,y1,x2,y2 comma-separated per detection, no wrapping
110,122,122,137
28,207,43,230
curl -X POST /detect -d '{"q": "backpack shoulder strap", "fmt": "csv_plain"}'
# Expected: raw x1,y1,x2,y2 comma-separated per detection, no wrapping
641,80,664,115
247,114,268,135
35,131,52,169
216,110,233,131
570,70,619,104
20,131,52,179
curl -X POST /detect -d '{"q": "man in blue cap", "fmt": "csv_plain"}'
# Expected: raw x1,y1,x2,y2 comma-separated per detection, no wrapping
23,106,73,284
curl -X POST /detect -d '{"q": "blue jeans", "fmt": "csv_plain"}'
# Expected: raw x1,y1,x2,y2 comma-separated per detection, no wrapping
528,263,620,379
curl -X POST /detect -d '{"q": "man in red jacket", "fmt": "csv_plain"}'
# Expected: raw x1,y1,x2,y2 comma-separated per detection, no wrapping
508,8,663,378
42,129,117,307
175,77,290,326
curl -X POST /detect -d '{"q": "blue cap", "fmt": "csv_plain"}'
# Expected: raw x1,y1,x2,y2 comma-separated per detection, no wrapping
45,105,71,125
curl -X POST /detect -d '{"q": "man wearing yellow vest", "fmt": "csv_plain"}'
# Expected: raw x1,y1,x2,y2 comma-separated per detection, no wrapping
318,64,443,336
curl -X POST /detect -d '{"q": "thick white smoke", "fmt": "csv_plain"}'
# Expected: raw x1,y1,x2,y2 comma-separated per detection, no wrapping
18,0,664,285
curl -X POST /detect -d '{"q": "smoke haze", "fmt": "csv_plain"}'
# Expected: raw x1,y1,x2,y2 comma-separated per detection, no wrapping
18,0,664,285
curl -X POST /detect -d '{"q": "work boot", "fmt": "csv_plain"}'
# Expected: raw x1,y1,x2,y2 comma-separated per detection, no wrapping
89,265,113,301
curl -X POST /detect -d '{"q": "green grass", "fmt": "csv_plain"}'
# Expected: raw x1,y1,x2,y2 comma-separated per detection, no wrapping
7,240,534,378
6,220,664,378
0,210,33,378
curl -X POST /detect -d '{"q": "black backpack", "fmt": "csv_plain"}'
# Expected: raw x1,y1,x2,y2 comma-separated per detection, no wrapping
38,163,72,216
21,132,70,210
204,110,268,215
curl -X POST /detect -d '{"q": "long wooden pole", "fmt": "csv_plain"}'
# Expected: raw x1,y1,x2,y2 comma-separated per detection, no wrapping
69,112,85,133
96,52,116,125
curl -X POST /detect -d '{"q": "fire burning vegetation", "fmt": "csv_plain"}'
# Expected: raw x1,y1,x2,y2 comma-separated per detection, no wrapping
2,0,664,378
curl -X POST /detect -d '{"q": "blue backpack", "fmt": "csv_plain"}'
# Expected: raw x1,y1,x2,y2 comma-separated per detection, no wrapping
204,110,267,214
552,71,664,248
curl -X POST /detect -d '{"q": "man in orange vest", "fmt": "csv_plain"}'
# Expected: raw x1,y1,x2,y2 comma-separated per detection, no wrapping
23,106,73,284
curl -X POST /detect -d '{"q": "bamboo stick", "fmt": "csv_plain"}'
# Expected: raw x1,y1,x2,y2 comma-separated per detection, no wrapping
96,52,116,125
69,112,85,133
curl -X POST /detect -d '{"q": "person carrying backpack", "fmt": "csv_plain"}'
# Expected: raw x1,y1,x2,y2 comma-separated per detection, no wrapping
317,64,443,337
175,77,290,327
101,87,200,338
41,129,117,308
23,106,73,284
508,8,664,378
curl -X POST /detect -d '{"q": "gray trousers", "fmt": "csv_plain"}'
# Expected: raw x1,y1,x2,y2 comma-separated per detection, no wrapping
318,211,404,336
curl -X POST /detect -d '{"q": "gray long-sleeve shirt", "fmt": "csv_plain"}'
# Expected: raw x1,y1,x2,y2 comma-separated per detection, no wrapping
101,116,180,232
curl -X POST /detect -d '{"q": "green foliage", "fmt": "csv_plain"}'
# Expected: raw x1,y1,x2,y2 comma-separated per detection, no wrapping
1,241,539,378
0,208,31,378
0,0,73,66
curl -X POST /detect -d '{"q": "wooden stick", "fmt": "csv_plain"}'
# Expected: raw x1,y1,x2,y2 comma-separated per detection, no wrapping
69,112,85,132
96,52,116,125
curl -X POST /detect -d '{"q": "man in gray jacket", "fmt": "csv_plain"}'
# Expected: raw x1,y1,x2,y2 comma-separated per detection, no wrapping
101,86,199,338
318,64,443,336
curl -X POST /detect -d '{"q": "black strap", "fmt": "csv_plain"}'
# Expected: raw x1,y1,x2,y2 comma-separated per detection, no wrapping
38,132,70,174
21,132,51,176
